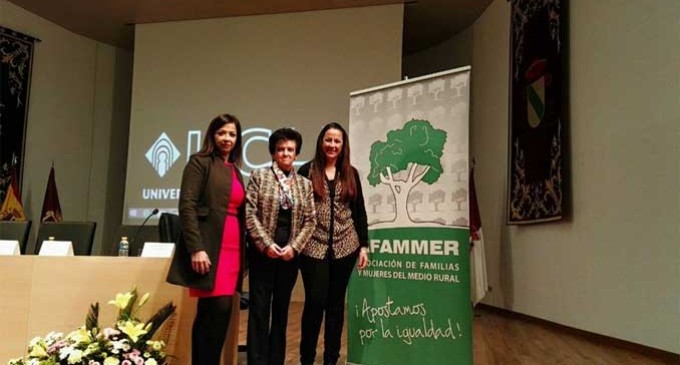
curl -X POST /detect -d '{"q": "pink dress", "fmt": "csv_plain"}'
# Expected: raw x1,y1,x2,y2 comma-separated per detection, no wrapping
190,164,244,297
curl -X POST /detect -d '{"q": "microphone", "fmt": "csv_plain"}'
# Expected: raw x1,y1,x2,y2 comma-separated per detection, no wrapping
130,208,159,254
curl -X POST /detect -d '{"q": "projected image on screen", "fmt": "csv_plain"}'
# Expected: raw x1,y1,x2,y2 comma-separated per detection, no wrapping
121,4,402,224
125,126,309,224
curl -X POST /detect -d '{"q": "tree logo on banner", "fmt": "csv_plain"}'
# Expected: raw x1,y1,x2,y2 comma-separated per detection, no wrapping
367,119,446,225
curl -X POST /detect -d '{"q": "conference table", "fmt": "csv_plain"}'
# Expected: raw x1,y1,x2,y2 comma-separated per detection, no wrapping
0,256,240,365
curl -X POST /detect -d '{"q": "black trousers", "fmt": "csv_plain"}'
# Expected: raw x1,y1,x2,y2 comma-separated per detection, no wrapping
299,251,358,365
247,249,299,365
191,295,233,365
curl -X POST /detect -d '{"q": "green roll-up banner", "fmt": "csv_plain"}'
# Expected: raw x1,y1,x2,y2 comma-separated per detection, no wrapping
348,67,473,365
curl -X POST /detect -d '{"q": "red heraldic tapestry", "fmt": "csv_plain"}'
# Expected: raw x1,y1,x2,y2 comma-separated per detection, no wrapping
507,0,568,224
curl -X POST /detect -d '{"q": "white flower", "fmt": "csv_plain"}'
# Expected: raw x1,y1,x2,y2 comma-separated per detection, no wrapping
59,345,74,360
102,327,121,339
67,349,84,364
111,338,131,353
145,359,158,365
28,337,43,347
103,357,120,365
45,331,64,343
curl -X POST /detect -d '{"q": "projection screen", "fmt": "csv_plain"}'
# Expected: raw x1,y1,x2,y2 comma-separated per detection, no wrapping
123,5,403,224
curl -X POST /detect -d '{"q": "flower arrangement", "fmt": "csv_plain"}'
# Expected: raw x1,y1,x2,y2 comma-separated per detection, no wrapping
8,288,176,365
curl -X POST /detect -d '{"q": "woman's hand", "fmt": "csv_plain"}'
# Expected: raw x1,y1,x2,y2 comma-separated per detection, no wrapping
191,250,211,275
266,244,282,259
279,246,296,261
357,247,369,270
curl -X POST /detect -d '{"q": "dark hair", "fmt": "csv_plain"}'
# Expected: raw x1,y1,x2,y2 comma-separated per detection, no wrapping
268,127,303,155
310,122,356,202
197,114,243,167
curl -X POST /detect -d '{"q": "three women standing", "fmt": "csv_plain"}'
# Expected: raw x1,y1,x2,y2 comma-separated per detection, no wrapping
297,122,369,365
169,119,367,365
167,114,246,365
245,127,317,365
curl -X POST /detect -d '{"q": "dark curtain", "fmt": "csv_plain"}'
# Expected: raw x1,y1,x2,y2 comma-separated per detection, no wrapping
0,26,36,202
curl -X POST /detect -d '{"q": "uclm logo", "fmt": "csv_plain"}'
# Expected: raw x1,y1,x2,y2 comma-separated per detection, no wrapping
146,132,180,178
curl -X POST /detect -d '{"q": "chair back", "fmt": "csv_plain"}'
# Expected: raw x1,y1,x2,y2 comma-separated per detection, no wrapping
158,213,182,244
35,221,97,256
0,220,32,254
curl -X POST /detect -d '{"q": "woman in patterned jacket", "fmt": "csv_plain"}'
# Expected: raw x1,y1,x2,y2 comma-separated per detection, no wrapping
245,127,316,365
297,122,369,365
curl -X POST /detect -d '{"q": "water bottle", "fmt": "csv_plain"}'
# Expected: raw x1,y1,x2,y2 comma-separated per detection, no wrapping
118,236,130,257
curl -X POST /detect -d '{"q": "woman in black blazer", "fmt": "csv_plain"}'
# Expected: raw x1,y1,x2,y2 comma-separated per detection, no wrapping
167,114,246,365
